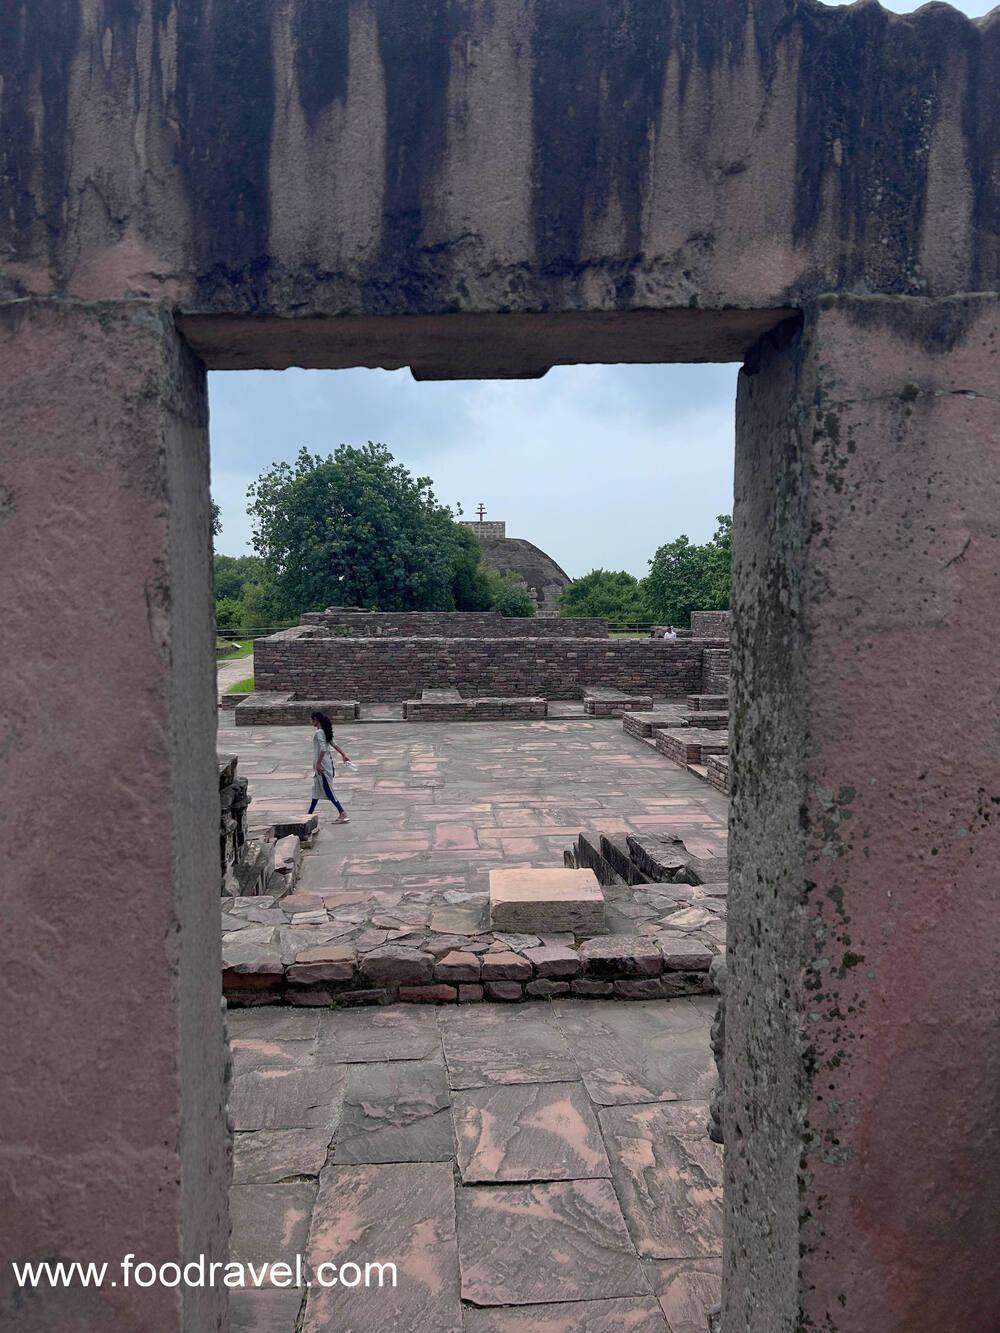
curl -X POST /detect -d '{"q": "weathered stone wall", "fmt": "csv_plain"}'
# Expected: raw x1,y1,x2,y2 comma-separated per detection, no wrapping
702,648,731,695
1,2,995,375
298,611,606,637
691,611,731,639
726,297,1000,1331
255,635,708,702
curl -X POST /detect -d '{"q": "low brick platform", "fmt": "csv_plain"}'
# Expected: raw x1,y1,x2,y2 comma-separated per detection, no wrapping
489,867,605,934
582,686,654,716
235,692,360,726
682,710,729,730
403,692,547,721
621,708,686,740
686,694,729,711
707,754,731,794
656,728,730,766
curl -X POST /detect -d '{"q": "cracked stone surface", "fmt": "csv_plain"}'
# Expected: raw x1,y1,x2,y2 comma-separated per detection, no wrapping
228,997,720,1330
219,715,727,994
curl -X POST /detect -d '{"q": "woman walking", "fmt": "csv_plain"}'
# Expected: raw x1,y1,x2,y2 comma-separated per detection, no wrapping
308,711,351,822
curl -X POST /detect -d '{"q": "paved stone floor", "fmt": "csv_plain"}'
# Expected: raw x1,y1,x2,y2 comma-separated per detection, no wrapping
228,998,722,1332
219,714,728,903
223,717,727,1329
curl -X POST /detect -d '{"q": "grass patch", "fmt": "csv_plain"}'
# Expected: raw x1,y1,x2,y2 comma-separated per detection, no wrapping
217,638,254,660
227,676,255,694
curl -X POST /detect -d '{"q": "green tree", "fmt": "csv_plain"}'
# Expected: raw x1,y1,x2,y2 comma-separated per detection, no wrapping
214,553,267,602
485,571,536,618
239,581,288,629
560,569,649,622
248,444,468,614
703,514,732,608
215,596,243,634
644,515,732,627
440,521,495,612
211,500,222,539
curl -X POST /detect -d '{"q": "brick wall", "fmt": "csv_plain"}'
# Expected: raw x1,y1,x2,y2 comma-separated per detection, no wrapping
459,520,506,539
295,611,608,638
690,610,731,638
255,633,710,702
702,648,731,694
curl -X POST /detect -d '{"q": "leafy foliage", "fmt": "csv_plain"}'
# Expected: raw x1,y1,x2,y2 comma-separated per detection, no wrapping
645,515,732,627
559,569,650,622
248,444,476,614
484,571,535,618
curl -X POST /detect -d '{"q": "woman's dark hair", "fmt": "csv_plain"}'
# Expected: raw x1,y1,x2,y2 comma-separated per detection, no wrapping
311,711,334,743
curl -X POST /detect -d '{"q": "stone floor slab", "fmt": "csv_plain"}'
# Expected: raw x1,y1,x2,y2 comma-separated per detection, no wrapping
453,1081,610,1182
463,1295,668,1331
315,1006,441,1063
440,1007,579,1088
230,1181,317,1282
555,1000,716,1105
233,1126,334,1183
228,1065,348,1131
644,1258,723,1333
230,1288,305,1331
333,1059,454,1164
457,1178,647,1306
599,1102,722,1259
303,1162,462,1333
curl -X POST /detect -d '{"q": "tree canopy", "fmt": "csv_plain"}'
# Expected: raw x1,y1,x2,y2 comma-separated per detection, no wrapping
645,515,731,627
559,568,649,622
248,443,476,614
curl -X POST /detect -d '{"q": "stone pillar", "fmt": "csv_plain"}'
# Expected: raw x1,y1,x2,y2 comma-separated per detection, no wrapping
0,301,227,1329
725,296,1000,1331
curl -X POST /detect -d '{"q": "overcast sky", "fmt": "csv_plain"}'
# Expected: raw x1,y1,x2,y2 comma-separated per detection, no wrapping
209,0,993,580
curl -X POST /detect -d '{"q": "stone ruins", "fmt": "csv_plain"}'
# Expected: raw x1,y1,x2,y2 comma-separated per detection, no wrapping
3,1,997,1330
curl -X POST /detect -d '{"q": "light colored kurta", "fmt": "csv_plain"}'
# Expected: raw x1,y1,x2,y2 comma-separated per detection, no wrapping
311,727,335,800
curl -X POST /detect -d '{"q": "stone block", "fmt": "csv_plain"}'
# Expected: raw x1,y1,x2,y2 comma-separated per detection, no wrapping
526,979,571,998
435,950,482,982
657,934,715,971
571,979,614,997
398,985,458,1003
358,947,434,988
335,989,392,1007
484,981,523,1002
490,868,605,935
625,833,688,882
579,937,662,979
522,946,581,979
458,984,485,1003
481,951,532,982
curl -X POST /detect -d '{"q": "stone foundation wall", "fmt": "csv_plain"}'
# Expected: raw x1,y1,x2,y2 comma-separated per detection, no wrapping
234,693,360,726
702,648,731,694
255,635,708,702
690,611,731,639
299,611,607,638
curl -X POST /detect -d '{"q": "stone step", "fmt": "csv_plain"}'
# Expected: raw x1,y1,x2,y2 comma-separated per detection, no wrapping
682,711,729,730
489,867,605,935
625,832,689,882
600,833,650,886
686,693,729,711
574,833,626,887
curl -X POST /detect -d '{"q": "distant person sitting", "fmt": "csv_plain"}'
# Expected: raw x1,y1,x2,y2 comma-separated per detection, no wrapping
662,625,677,641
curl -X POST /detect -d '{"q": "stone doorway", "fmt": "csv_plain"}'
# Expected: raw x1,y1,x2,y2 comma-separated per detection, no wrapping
2,2,998,1328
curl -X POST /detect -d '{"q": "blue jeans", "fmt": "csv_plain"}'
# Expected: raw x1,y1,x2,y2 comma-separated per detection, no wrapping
309,775,344,815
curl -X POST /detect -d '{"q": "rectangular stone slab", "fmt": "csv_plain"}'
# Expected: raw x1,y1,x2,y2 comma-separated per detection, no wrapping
463,1296,669,1331
303,1163,462,1332
490,867,604,935
453,1081,610,1183
456,1178,647,1306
